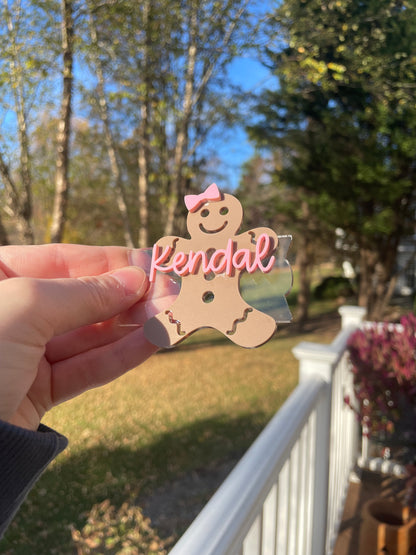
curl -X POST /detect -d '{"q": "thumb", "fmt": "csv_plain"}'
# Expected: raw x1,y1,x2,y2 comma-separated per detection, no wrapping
1,267,148,340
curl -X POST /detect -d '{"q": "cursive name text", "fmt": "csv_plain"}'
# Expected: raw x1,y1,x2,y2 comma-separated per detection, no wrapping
149,233,276,282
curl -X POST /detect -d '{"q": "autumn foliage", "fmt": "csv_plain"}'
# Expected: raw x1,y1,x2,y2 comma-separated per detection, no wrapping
346,313,416,437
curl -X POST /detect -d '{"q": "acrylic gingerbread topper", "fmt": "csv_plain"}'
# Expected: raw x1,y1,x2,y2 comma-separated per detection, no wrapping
143,183,292,349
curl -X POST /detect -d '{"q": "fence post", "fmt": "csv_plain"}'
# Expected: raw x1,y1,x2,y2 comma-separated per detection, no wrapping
292,344,334,555
338,305,366,330
292,305,366,554
338,306,367,466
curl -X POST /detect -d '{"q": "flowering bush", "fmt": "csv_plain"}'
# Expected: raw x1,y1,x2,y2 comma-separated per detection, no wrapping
346,312,416,438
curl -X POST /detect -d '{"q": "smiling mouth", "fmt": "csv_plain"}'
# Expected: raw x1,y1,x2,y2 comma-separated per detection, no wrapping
199,221,228,234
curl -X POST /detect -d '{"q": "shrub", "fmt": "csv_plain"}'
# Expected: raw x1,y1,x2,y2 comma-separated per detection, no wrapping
346,313,416,438
314,275,355,300
71,500,172,555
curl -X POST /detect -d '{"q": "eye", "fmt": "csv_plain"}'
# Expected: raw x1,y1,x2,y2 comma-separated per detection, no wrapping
201,209,209,217
219,207,229,215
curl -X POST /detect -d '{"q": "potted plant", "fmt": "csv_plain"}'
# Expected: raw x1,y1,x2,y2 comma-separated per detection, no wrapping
358,496,416,555
345,312,416,554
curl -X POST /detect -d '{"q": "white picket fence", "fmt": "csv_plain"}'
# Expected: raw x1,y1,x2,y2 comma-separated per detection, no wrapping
169,306,366,555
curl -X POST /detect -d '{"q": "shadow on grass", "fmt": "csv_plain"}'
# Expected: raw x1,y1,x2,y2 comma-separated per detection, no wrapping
1,412,268,555
156,307,341,353
155,318,297,353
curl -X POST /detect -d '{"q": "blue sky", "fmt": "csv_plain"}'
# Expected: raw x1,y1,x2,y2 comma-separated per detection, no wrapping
208,0,277,191
211,55,275,191
0,2,276,194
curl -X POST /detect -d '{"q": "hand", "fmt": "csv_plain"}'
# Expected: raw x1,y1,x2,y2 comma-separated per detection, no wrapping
0,244,177,431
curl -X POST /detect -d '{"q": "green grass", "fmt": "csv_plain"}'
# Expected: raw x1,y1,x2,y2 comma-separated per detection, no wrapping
0,271,342,554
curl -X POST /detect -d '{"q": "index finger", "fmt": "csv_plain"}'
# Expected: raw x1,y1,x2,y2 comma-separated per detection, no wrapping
0,244,151,279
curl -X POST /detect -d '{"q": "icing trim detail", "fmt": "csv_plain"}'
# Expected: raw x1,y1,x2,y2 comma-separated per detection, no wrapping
226,308,253,335
165,310,186,336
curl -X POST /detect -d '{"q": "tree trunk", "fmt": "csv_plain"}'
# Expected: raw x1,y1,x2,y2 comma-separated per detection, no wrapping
0,150,25,243
0,214,9,245
295,201,313,328
296,238,311,328
358,246,376,311
358,239,399,321
16,107,33,243
137,0,151,248
5,6,34,243
138,103,149,248
163,2,248,236
164,3,197,236
87,1,135,248
50,0,74,243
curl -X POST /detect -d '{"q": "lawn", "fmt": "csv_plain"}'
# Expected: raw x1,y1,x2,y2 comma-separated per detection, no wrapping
0,267,343,554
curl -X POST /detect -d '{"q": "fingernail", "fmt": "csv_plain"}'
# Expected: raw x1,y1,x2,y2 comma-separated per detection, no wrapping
110,267,148,297
128,248,152,275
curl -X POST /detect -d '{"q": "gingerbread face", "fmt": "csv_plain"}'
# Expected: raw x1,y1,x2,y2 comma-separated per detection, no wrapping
144,183,292,349
187,194,243,239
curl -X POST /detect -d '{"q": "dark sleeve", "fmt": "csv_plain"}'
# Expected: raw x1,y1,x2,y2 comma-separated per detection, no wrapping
0,419,68,539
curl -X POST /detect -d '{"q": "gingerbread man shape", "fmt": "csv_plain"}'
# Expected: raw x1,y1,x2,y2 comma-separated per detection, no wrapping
144,183,279,348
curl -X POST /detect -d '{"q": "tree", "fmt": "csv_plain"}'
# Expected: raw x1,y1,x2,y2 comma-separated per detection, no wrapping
0,0,38,243
50,0,74,243
31,115,129,245
251,0,416,319
238,153,276,229
161,0,253,237
82,0,251,245
0,0,63,244
0,0,257,247
238,152,332,327
85,0,136,247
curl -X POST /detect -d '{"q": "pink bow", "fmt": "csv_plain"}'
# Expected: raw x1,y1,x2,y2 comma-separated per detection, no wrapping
184,183,222,212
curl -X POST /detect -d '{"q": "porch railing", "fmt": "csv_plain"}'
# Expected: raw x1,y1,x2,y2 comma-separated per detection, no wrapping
169,306,366,555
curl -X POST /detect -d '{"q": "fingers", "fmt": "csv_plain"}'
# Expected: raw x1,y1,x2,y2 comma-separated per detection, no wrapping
45,271,179,362
0,243,153,279
0,251,180,415
44,276,178,404
45,293,178,363
47,287,178,405
50,327,158,404
0,267,148,342
46,267,149,336
45,318,132,363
